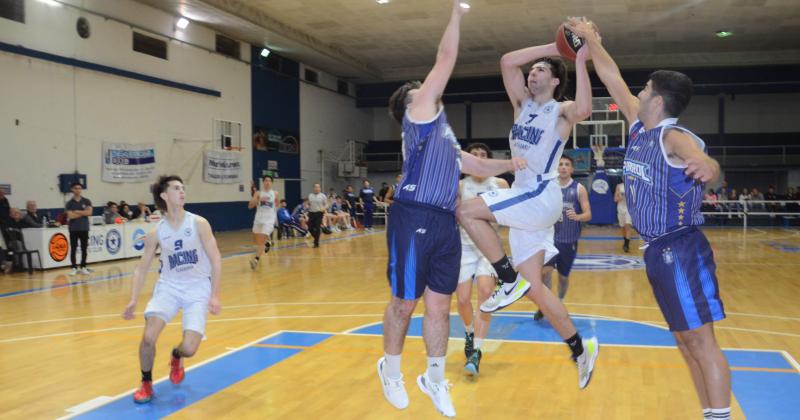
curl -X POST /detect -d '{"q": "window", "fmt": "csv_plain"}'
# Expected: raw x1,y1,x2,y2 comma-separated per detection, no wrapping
304,68,318,84
0,0,24,24
215,34,240,59
337,80,349,95
133,31,167,60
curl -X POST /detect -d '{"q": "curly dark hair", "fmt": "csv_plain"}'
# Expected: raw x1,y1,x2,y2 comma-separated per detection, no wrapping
388,81,422,124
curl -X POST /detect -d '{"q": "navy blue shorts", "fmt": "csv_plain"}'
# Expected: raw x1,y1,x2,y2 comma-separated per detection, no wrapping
644,227,726,332
545,241,578,277
386,200,461,300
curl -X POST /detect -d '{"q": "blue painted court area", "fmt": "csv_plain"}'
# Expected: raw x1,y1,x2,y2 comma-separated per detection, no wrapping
352,313,800,420
73,332,332,420
763,241,800,252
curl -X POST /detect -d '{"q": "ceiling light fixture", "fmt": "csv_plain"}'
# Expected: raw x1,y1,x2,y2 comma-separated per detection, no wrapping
715,30,733,38
260,48,271,58
38,0,62,7
176,17,190,29
459,1,471,9
376,0,390,4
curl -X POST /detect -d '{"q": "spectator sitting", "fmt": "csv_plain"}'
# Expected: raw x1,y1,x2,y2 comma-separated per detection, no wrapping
291,199,310,230
378,182,390,202
764,186,778,212
103,201,125,224
20,202,44,228
703,189,720,212
120,202,135,220
277,199,308,238
331,197,353,230
1,208,28,272
751,188,765,211
0,189,9,226
135,202,152,220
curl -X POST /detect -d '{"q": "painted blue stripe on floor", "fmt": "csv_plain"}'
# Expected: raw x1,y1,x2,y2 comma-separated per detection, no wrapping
260,332,332,347
580,236,641,241
75,331,333,419
723,350,793,370
732,371,800,420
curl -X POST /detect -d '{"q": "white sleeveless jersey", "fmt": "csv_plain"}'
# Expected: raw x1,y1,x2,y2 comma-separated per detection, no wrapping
254,190,277,223
460,176,503,245
509,98,566,190
617,184,628,211
156,212,211,284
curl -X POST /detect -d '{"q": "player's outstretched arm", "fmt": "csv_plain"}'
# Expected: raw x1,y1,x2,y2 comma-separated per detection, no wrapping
567,17,639,124
122,228,159,320
408,0,468,121
197,216,222,315
500,43,560,113
460,151,526,178
664,129,721,183
561,43,593,125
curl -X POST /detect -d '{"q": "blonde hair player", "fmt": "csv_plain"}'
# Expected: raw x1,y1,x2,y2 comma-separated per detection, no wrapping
122,175,222,404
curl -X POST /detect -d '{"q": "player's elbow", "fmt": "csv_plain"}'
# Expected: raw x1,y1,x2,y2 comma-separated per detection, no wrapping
499,53,518,71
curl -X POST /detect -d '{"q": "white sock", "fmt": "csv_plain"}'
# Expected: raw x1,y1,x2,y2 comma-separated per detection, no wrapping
465,323,473,334
384,353,402,379
474,338,483,350
703,408,712,419
710,408,730,420
427,356,446,383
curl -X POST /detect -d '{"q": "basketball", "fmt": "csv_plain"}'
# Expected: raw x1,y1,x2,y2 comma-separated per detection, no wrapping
555,23,583,61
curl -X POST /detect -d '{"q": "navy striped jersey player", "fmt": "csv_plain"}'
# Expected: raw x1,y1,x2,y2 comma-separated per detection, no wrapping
394,109,462,211
623,118,705,242
554,180,582,244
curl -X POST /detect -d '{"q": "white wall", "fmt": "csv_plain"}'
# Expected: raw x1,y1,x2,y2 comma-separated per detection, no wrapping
299,69,371,195
0,0,252,210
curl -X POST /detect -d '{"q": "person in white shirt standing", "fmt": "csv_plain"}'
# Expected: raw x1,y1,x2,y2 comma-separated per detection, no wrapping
308,183,328,248
122,175,222,404
249,175,279,269
614,182,633,252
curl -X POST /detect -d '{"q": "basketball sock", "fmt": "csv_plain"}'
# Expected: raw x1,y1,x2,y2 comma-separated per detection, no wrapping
384,353,402,380
702,408,712,419
141,370,152,382
254,256,259,261
172,347,181,359
710,408,730,420
491,256,516,284
623,238,630,247
465,323,473,334
565,332,584,360
474,338,483,350
427,356,446,383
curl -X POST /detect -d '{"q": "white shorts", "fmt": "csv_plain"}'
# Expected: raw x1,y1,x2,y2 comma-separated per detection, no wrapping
481,181,561,268
253,219,276,235
144,279,211,334
617,207,632,227
458,244,496,283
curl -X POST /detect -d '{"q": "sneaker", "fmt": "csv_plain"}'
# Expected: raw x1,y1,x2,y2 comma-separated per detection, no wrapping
69,268,78,276
78,267,91,275
417,372,455,418
264,241,272,254
464,332,474,359
576,337,599,389
377,357,408,409
170,351,185,384
464,349,482,377
533,310,544,321
249,258,258,270
623,241,630,253
480,276,531,313
133,380,154,403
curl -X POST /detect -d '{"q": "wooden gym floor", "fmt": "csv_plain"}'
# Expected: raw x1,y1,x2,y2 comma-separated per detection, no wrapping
0,225,798,419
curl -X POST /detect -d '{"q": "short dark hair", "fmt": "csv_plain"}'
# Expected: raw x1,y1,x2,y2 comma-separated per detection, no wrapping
151,175,183,212
70,181,82,189
533,57,568,101
560,154,574,165
262,175,273,181
388,81,422,124
280,199,287,204
465,142,493,158
649,70,693,117
107,201,117,207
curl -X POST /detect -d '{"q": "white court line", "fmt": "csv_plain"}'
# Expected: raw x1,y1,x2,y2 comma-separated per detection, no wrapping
780,351,800,373
58,329,287,419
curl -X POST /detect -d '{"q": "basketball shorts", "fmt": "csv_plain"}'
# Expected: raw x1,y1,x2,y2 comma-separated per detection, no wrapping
253,217,276,235
545,241,579,277
643,226,726,331
480,180,560,267
458,243,496,283
144,278,211,334
386,200,461,300
618,206,632,227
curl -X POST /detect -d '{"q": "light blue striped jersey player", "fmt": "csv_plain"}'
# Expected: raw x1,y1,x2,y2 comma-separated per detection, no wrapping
554,180,582,244
623,118,705,242
509,98,567,189
394,108,462,212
